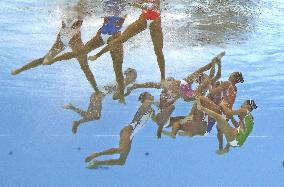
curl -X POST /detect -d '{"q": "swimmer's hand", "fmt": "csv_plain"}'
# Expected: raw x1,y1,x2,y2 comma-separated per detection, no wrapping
196,98,202,111
216,148,229,155
88,55,99,61
157,125,164,139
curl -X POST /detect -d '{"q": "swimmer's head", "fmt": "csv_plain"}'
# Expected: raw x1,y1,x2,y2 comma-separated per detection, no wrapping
229,72,244,84
212,80,222,89
138,92,154,104
243,99,258,111
124,68,137,85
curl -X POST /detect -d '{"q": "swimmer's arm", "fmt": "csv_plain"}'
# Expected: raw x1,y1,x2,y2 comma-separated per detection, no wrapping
230,116,239,128
220,103,233,118
211,60,221,83
151,110,157,123
209,62,216,78
193,61,218,96
209,81,230,95
125,82,161,96
231,108,247,116
152,110,163,139
238,116,246,132
184,61,215,83
194,77,211,96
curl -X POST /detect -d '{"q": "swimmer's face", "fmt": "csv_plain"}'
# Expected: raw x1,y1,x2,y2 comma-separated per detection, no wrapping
214,81,221,88
139,92,154,104
144,95,154,105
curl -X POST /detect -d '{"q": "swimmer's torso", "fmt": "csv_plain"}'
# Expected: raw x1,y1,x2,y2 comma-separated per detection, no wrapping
222,83,237,109
159,90,175,110
129,104,154,139
235,112,254,146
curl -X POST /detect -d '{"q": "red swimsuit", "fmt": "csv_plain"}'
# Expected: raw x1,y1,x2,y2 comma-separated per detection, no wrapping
142,9,160,20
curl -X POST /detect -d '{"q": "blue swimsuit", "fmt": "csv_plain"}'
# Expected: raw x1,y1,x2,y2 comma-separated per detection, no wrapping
101,16,125,35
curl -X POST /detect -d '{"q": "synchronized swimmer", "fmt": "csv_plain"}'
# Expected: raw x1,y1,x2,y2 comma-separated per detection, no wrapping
10,0,258,168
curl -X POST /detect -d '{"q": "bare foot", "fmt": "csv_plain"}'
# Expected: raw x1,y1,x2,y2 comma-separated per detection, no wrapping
113,92,126,104
63,103,73,110
11,69,20,75
88,55,99,61
42,56,52,65
85,154,97,163
86,160,99,169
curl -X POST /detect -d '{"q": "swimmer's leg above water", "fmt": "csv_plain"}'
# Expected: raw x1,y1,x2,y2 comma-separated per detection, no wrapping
184,51,225,83
125,82,161,96
42,31,105,65
196,98,257,154
88,14,147,61
89,1,166,80
11,35,66,75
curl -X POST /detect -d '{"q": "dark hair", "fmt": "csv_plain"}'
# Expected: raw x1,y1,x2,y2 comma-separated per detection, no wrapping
246,100,258,110
138,92,152,103
235,72,244,83
215,81,222,87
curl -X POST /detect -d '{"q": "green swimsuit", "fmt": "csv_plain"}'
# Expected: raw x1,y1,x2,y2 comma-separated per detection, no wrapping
230,113,254,147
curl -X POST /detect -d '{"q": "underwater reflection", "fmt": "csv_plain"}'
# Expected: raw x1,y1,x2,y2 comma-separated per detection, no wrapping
62,52,257,168
163,0,258,46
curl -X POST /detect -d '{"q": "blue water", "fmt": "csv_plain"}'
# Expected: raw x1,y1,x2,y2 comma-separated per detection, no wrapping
0,0,284,186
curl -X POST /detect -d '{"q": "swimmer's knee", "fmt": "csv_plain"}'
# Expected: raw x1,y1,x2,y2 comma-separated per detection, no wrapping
118,158,127,166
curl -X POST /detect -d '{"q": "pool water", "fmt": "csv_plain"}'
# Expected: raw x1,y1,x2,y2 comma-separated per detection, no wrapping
0,0,283,186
